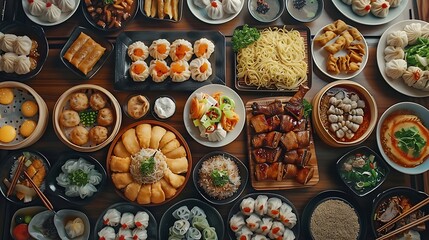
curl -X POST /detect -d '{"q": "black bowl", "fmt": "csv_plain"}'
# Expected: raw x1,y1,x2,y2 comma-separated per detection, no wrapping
301,190,367,240
94,202,157,239
59,26,114,80
336,146,390,197
82,0,139,32
371,187,429,238
45,152,107,205
0,150,50,205
151,95,176,121
159,198,224,240
227,192,300,240
193,151,248,205
0,22,48,81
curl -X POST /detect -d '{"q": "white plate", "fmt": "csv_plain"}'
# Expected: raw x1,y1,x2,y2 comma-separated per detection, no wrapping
312,23,369,80
187,0,244,25
22,0,80,26
332,0,408,26
183,84,245,147
377,19,429,97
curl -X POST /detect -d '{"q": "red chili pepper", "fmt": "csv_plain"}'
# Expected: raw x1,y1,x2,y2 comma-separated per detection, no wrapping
370,162,374,169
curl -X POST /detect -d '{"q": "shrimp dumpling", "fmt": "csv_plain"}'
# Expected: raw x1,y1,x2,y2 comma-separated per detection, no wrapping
189,58,212,81
229,213,245,232
103,208,121,226
98,226,116,240
385,59,407,79
65,218,85,238
134,211,150,229
170,60,191,82
149,39,170,60
170,39,193,61
246,213,262,232
130,60,150,82
240,197,255,215
128,41,149,61
268,221,285,239
267,197,282,218
254,195,268,216
120,212,135,229
193,38,215,58
149,59,170,82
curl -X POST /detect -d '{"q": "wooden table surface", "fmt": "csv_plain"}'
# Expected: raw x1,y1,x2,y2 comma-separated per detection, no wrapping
1,0,428,239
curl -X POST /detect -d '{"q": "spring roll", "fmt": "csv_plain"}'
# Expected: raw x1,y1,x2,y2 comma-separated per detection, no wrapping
78,44,106,75
64,32,90,61
70,38,96,67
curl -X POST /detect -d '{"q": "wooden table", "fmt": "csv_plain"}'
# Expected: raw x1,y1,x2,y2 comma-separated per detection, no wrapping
1,0,428,239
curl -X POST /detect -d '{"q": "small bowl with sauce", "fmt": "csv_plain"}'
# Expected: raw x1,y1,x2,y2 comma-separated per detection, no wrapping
123,94,150,120
286,0,323,23
248,0,285,23
152,96,176,120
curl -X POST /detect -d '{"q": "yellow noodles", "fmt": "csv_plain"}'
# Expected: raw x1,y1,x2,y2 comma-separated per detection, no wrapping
237,27,308,90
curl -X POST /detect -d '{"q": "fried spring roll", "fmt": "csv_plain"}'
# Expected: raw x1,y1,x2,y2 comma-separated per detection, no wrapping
64,32,90,61
70,38,96,67
78,44,106,75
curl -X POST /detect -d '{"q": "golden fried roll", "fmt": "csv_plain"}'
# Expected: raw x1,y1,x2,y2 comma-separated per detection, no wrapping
349,62,360,72
163,168,185,189
64,32,90,61
165,157,188,174
124,182,141,201
165,145,186,158
157,0,164,18
149,126,167,149
32,159,44,169
69,92,89,111
314,31,336,47
161,139,180,155
324,36,346,54
32,167,46,187
26,165,38,178
111,173,133,189
348,27,362,41
151,181,165,203
122,128,140,155
160,178,176,198
78,44,106,75
323,19,348,34
172,0,179,21
114,141,131,158
144,0,151,16
136,123,151,148
137,184,152,204
70,126,89,145
110,156,131,173
349,51,363,63
70,38,96,67
341,30,354,48
97,108,114,126
327,54,340,75
150,0,157,17
158,131,176,149
164,0,172,19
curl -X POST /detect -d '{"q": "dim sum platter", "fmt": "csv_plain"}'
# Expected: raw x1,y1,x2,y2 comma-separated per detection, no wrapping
246,96,319,190
331,0,408,26
21,0,80,26
376,19,429,97
114,30,225,91
187,0,245,25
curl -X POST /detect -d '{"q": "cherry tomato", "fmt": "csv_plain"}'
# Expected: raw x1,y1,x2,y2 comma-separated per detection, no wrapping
12,223,30,240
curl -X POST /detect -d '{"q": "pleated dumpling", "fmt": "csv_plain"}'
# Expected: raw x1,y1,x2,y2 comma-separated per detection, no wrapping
15,55,31,75
385,59,407,79
402,66,423,86
149,39,170,60
2,52,18,73
384,46,404,62
170,60,191,82
14,36,32,56
388,0,402,7
206,0,224,19
149,59,170,82
352,0,371,16
128,41,149,61
130,60,150,82
386,30,408,48
170,39,193,61
190,57,212,81
56,0,76,12
370,0,390,18
28,0,46,17
222,0,241,14
45,2,62,23
193,38,215,58
403,23,422,45
1,34,17,52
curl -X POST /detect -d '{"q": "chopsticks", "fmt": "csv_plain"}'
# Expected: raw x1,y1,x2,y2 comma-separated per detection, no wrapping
377,197,429,232
6,155,26,197
376,214,429,240
23,171,54,212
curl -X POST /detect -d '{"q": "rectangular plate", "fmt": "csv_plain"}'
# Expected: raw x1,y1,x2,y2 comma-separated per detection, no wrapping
139,0,184,22
114,31,225,91
246,97,319,190
235,25,312,93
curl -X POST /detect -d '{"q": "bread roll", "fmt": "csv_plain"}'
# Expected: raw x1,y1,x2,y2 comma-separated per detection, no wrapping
124,182,141,201
122,128,140,155
150,181,165,203
114,141,131,158
136,124,151,148
111,173,133,189
165,146,186,158
149,126,167,149
165,157,188,174
159,178,176,199
137,184,152,204
161,139,181,155
158,131,176,149
110,156,131,173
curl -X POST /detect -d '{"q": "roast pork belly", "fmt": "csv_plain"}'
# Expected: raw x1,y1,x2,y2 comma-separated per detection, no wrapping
280,131,310,151
252,131,282,148
283,149,311,167
284,85,310,120
279,115,307,132
255,162,283,181
250,114,281,133
252,99,284,116
252,147,282,163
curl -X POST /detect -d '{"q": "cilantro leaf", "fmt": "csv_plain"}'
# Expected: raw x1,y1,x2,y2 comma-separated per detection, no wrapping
232,25,260,52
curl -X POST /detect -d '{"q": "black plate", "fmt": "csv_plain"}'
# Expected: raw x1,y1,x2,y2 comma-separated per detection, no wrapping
159,198,225,240
0,22,48,81
114,31,226,91
59,26,114,80
227,192,300,240
140,0,184,22
193,151,248,205
301,190,367,240
94,202,158,239
45,152,107,205
0,150,50,205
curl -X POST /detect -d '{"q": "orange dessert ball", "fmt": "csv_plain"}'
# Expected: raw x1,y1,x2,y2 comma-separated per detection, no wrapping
0,88,14,105
20,120,37,138
0,125,17,143
21,100,38,117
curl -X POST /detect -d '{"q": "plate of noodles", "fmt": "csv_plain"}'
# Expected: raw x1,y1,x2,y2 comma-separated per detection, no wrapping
234,25,311,92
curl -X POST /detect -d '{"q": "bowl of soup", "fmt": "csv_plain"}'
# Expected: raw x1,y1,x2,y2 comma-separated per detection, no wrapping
286,0,323,23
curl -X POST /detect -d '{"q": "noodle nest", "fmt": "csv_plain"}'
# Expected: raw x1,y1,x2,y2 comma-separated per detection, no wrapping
130,148,167,184
236,27,308,90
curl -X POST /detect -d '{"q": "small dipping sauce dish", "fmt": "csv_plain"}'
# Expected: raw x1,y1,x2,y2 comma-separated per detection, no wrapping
153,96,176,120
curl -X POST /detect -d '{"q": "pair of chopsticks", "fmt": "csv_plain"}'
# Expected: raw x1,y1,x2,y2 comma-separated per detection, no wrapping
6,155,26,197
376,197,429,240
23,171,54,211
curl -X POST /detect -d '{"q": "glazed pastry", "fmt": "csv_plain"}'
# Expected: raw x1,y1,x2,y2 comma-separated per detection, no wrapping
129,60,150,82
189,57,212,81
348,27,363,41
110,155,131,173
63,32,90,62
164,146,186,158
121,128,140,155
170,60,191,82
89,92,107,110
149,59,170,82
89,126,108,144
314,31,337,47
370,0,390,18
97,107,114,126
161,138,180,154
159,178,177,198
113,141,132,158
149,125,167,149
137,184,152,204
136,123,151,148
341,31,354,48
70,38,96,68
158,131,176,149
193,38,215,58
70,126,89,145
385,59,407,79
352,0,371,16
128,41,149,62
324,36,346,54
60,110,80,127
165,157,188,174
69,92,89,111
111,172,133,189
163,168,185,188
78,44,105,75
170,39,193,61
150,181,165,204
222,0,241,14
148,39,170,60
206,0,224,19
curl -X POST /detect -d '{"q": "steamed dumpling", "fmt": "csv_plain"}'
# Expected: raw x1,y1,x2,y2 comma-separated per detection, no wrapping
193,38,215,58
206,1,224,20
387,0,402,7
384,46,404,62
421,24,429,38
412,71,429,90
149,59,170,82
45,2,61,23
222,0,241,14
403,23,422,45
170,60,191,82
402,66,423,86
55,0,76,12
1,52,18,73
189,57,212,81
129,60,150,82
370,0,390,18
170,39,193,61
65,218,85,238
352,0,371,16
28,0,46,17
193,0,211,8
128,41,149,62
385,59,407,79
14,35,32,56
148,39,170,60
14,55,31,75
1,34,17,52
386,31,408,48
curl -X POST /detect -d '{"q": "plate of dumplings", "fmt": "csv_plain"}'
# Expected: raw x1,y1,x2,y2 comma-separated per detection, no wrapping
377,19,429,97
22,0,80,26
187,0,245,24
332,0,409,26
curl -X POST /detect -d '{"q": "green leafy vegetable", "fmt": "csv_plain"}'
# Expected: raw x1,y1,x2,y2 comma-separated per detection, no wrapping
210,169,229,187
303,99,312,118
68,169,89,186
232,24,260,52
394,127,427,158
103,0,114,4
140,153,156,176
79,110,97,127
405,37,429,70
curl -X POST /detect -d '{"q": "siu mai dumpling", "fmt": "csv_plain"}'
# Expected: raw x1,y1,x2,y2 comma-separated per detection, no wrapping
28,0,46,17
149,59,170,83
165,157,188,174
150,181,165,203
122,128,141,155
114,141,131,158
170,60,191,82
170,39,193,61
137,184,152,204
163,168,185,188
111,173,133,189
149,39,170,60
190,58,212,82
128,41,149,61
110,156,131,173
124,182,142,202
193,38,215,58
130,60,150,82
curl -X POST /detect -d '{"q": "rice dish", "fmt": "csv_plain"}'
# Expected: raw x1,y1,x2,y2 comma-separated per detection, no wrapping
198,154,240,200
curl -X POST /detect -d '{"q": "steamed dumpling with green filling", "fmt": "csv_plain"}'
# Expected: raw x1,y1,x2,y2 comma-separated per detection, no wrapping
190,58,212,81
170,60,191,82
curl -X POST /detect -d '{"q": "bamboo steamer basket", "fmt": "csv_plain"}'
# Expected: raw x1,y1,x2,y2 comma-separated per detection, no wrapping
53,84,122,152
0,81,49,150
312,80,378,147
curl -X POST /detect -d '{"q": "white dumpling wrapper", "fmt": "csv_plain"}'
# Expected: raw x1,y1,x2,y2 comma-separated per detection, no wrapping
385,59,407,79
15,55,31,75
384,46,404,62
402,66,423,86
222,0,241,14
1,52,18,73
404,23,422,45
45,3,61,23
55,0,76,12
352,0,371,16
206,1,224,20
190,57,212,82
386,30,408,48
1,34,17,52
193,0,211,8
28,0,46,17
370,0,390,18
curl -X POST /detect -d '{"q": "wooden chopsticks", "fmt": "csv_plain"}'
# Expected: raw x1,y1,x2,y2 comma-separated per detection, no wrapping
6,155,26,197
376,214,429,240
23,171,54,212
377,197,429,232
